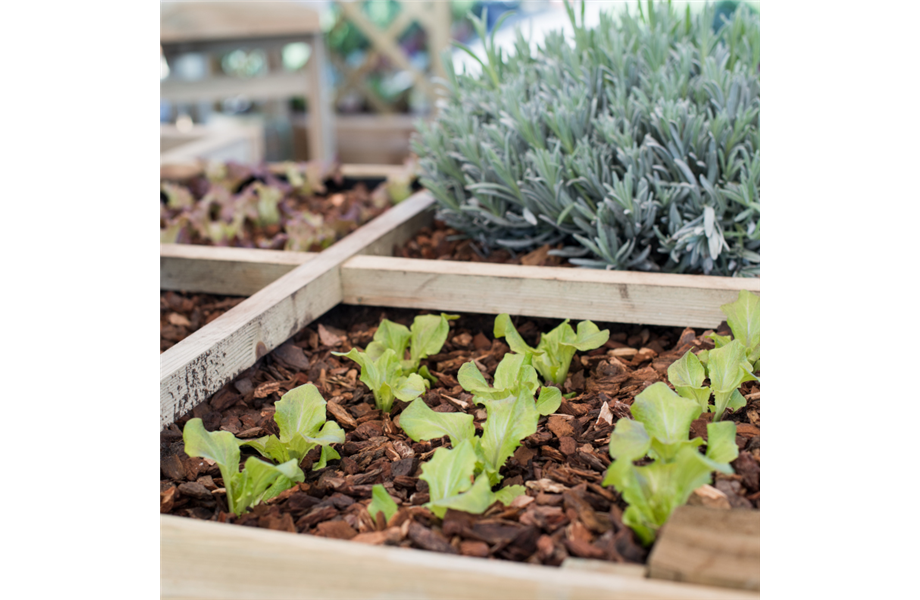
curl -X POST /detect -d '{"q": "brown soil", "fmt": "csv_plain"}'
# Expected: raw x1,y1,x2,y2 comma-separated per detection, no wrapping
395,220,575,267
160,291,243,353
160,305,760,566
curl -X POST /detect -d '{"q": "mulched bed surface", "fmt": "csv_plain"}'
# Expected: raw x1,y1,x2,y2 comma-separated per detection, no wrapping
160,305,760,567
160,291,244,353
161,163,391,250
395,220,575,267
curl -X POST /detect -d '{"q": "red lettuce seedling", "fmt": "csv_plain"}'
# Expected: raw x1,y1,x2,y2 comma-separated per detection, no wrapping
183,419,305,517
603,382,739,544
493,314,609,385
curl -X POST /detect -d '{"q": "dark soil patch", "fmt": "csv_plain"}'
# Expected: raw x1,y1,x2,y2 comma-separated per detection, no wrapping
160,305,760,567
395,220,575,267
160,290,243,353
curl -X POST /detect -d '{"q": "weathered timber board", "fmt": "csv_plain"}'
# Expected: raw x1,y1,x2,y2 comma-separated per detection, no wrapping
161,515,757,600
647,505,760,591
340,256,759,328
160,245,314,296
159,192,434,428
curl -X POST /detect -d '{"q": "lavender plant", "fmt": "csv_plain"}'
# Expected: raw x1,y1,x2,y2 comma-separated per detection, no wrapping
413,1,759,276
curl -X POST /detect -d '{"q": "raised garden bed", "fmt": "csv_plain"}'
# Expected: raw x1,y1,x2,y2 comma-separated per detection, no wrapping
160,204,760,597
162,304,759,587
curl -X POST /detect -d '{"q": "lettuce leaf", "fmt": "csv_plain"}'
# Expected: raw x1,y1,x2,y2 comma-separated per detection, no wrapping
408,314,458,371
707,340,757,421
398,398,475,447
367,484,399,523
420,439,523,518
493,314,609,385
334,347,426,411
667,350,711,412
630,383,703,462
720,290,760,369
240,383,344,467
183,418,305,516
479,388,541,484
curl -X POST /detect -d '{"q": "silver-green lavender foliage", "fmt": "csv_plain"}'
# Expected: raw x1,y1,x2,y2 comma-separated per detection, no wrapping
412,1,759,276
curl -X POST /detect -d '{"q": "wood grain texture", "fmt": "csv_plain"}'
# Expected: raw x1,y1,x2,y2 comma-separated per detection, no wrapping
160,245,314,296
340,256,760,328
160,192,435,428
161,515,757,600
647,505,760,591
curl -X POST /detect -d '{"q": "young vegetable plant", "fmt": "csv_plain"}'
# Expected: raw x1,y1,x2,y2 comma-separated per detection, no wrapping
398,353,563,517
603,382,739,545
668,290,759,421
181,382,344,516
183,419,305,517
334,314,458,412
493,314,609,385
240,383,345,469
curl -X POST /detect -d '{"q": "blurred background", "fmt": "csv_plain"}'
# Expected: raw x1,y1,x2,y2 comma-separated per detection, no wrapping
159,0,749,166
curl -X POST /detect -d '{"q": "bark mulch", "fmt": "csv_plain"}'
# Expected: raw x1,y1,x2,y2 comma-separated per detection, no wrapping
395,220,575,267
160,291,243,353
160,162,392,251
160,305,760,567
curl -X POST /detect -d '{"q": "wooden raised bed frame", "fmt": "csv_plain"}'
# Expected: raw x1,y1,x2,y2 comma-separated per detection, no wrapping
160,188,760,599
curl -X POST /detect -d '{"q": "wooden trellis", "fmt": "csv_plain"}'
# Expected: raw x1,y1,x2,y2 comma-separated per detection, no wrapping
331,1,452,114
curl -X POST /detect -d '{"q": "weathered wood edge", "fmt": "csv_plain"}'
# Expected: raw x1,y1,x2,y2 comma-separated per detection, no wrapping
161,515,757,600
159,191,435,428
340,256,759,328
160,245,315,296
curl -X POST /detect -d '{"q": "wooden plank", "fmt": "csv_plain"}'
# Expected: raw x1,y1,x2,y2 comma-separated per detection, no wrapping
161,515,756,600
159,192,435,428
304,32,334,161
160,2,321,44
647,505,760,591
340,256,760,328
160,72,310,103
160,244,314,296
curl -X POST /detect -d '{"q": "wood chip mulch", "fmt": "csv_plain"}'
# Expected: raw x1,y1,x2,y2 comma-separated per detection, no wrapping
160,290,244,353
160,305,760,567
395,220,575,267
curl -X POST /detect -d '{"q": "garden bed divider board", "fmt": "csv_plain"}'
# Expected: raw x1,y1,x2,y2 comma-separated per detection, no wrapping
160,244,316,297
161,514,757,600
160,190,435,428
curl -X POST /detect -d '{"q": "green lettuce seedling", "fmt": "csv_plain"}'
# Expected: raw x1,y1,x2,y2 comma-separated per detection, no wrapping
602,382,739,545
367,484,400,524
669,290,759,421
183,418,305,517
493,314,609,385
334,346,426,412
399,352,562,516
334,314,457,411
240,383,345,469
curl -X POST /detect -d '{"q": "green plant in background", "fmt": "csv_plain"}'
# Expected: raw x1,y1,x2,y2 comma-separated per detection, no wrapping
668,289,759,420
183,419,305,517
398,352,562,516
602,382,739,544
413,1,759,276
367,484,400,523
335,314,458,411
493,314,609,384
